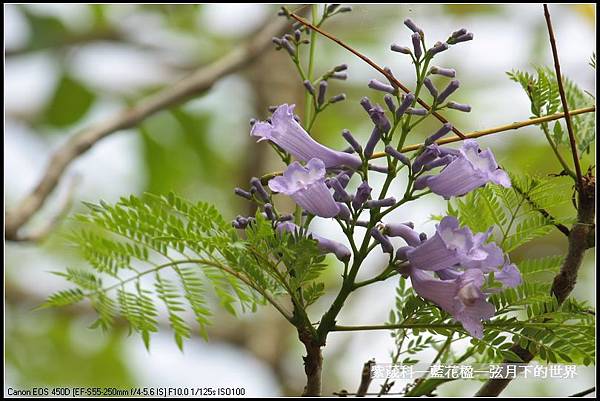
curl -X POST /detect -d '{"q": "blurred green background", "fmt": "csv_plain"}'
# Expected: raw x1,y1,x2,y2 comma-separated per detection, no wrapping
5,4,595,397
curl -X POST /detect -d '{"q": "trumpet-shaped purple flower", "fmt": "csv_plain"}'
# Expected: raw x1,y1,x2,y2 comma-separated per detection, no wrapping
406,216,504,272
277,221,351,261
414,140,511,198
408,267,495,338
268,158,340,218
251,104,361,169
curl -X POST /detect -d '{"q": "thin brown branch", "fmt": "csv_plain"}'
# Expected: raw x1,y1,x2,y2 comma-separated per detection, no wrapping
288,12,466,139
356,359,375,397
10,174,81,243
259,106,595,183
543,4,584,192
5,14,295,241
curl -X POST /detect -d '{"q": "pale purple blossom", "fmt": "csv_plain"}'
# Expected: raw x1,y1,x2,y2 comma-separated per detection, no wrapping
414,140,511,198
408,267,495,338
406,216,505,272
268,158,340,218
251,104,361,169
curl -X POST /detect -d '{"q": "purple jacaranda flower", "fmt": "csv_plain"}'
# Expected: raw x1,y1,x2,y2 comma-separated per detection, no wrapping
406,216,505,272
281,39,295,57
385,146,411,167
495,263,522,288
268,158,340,218
425,123,453,146
384,222,422,246
277,221,351,261
364,127,382,159
337,203,351,220
369,79,397,95
423,77,438,99
422,154,454,171
449,32,474,44
303,80,315,95
437,80,460,104
336,172,351,188
317,81,328,106
234,187,252,200
428,41,449,56
251,104,361,169
368,105,391,133
407,107,428,116
360,97,373,113
408,267,495,338
391,44,412,54
412,144,441,173
447,101,472,112
264,203,276,220
330,72,348,80
250,177,270,202
365,197,396,208
352,181,372,210
329,94,347,103
334,63,348,72
396,93,415,119
384,95,396,113
395,245,413,262
404,18,423,35
430,66,456,78
330,177,351,203
451,28,468,38
368,164,389,174
371,228,394,254
414,140,511,198
342,129,363,154
411,33,422,60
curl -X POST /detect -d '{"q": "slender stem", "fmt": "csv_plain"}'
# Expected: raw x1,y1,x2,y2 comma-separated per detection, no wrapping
304,5,318,125
540,122,576,178
543,4,584,191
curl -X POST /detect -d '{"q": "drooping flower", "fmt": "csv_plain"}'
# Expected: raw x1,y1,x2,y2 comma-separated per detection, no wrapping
408,267,495,338
268,158,340,218
414,139,511,198
276,221,351,261
251,104,361,169
406,216,505,272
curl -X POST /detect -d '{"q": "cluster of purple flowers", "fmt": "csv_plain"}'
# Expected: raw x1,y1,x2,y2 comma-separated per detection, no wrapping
232,18,520,338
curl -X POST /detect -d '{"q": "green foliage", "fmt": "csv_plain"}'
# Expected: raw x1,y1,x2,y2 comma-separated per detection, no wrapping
507,67,595,153
448,172,572,252
46,193,326,349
